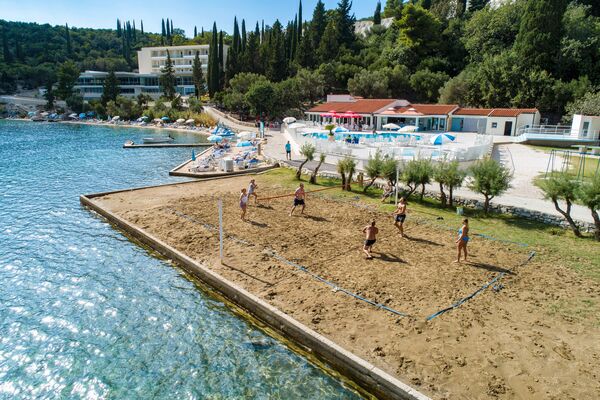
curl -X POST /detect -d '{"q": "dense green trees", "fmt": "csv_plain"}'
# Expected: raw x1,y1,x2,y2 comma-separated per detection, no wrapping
192,51,205,97
101,70,120,105
56,60,79,99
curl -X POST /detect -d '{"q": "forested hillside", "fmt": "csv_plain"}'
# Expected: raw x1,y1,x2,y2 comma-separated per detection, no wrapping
1,0,599,120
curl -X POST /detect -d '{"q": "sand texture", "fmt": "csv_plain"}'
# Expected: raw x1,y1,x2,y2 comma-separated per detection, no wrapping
95,176,600,400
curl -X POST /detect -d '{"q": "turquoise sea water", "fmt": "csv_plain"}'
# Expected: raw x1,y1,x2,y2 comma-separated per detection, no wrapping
0,121,361,399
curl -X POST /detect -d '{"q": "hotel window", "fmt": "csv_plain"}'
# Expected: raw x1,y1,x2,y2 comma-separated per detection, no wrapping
491,122,498,128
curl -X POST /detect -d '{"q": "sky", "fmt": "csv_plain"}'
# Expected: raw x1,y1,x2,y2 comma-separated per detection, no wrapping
0,0,376,34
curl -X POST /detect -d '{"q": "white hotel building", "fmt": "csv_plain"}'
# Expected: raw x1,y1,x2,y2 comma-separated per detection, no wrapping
75,44,226,100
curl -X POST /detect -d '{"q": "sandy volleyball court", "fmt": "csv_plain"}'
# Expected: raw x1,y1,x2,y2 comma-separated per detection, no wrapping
95,175,599,399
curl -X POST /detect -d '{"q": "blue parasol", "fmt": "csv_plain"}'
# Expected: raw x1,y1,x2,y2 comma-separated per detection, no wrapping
207,135,223,142
191,149,196,161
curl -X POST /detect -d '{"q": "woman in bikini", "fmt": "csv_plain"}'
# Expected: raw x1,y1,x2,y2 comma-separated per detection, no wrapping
239,188,249,221
455,218,469,263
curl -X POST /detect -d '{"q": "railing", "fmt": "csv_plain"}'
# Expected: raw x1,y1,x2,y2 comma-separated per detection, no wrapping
516,125,572,136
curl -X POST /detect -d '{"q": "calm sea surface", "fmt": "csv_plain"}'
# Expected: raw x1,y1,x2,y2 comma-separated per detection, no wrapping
0,120,361,399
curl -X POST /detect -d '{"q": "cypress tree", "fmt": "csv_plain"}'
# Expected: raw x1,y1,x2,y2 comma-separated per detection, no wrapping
192,51,206,97
161,19,166,37
194,26,197,38
261,20,265,43
160,50,177,99
241,19,247,52
266,20,287,82
170,19,174,34
226,17,240,84
298,0,303,38
514,0,568,72
243,25,261,73
44,80,55,110
141,20,144,35
132,20,136,42
374,1,382,25
101,70,120,105
208,22,219,97
117,19,122,37
218,30,224,89
166,18,171,44
291,16,298,62
15,37,24,62
318,19,339,64
65,23,72,55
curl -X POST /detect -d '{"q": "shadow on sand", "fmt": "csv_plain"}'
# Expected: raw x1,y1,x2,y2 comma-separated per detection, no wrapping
221,262,275,286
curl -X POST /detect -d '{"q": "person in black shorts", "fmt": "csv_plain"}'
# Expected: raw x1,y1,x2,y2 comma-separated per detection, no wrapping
392,197,407,237
290,183,306,216
362,220,379,259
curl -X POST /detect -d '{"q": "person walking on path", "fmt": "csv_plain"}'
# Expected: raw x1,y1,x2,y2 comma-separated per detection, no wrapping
455,218,469,263
240,188,249,221
285,141,292,160
247,179,258,204
362,220,379,259
392,197,407,237
290,183,306,216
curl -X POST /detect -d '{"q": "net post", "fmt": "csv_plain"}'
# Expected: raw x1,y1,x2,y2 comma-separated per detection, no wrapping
218,199,223,263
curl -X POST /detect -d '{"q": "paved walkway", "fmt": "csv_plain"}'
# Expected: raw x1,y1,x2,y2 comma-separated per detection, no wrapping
205,110,594,224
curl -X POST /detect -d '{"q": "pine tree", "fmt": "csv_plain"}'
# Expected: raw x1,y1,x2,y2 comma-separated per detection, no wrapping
309,0,327,56
335,0,356,49
468,0,488,12
65,23,72,55
101,70,120,105
117,19,122,37
318,19,339,63
298,0,303,38
208,22,219,97
218,30,224,89
160,50,177,99
514,0,568,72
192,51,206,97
374,1,382,25
241,19,247,52
383,0,403,19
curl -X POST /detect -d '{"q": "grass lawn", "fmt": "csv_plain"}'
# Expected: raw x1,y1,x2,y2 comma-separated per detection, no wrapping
260,168,600,282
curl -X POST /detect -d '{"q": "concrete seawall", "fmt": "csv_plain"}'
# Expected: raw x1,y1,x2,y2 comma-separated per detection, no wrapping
80,184,430,400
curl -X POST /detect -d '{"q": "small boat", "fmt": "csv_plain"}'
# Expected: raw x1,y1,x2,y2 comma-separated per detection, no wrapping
142,136,174,144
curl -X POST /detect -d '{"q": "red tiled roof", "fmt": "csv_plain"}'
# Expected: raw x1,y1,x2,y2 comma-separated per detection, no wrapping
411,104,459,115
488,108,538,117
453,108,493,116
307,99,397,114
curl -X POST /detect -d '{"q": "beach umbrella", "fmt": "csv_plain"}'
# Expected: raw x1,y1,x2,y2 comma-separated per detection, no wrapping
161,116,170,121
207,135,223,142
185,119,195,125
283,117,296,124
236,140,253,147
237,131,254,140
78,113,86,119
176,118,185,124
288,122,306,129
27,111,35,117
140,116,149,121
430,133,456,145
382,123,400,130
153,118,162,123
41,112,49,117
399,125,417,132
112,116,120,121
334,126,349,133
191,149,196,161
69,113,78,119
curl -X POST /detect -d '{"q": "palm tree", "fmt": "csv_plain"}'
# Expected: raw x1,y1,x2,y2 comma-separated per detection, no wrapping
297,143,315,179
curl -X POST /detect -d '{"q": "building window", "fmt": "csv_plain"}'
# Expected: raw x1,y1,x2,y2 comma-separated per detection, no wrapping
491,122,498,128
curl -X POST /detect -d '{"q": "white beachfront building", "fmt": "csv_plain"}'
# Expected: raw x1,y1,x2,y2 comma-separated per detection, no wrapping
305,95,541,136
75,44,227,100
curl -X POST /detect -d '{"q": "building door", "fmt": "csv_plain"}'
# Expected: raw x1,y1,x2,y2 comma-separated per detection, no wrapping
504,121,513,136
582,121,590,137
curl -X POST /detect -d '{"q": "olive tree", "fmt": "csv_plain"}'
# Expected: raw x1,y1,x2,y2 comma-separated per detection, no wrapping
434,160,467,207
363,151,384,193
310,153,326,184
337,157,357,191
402,159,433,200
297,143,315,179
468,158,512,214
577,175,600,240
